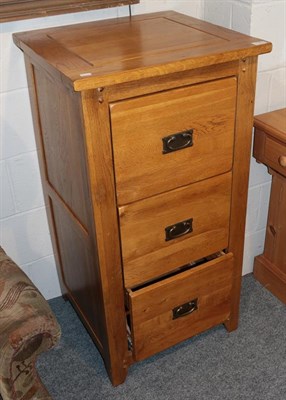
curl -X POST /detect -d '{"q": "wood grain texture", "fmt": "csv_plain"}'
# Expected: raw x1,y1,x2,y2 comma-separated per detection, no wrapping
16,12,272,385
50,197,105,350
24,56,123,383
253,108,286,303
80,89,129,385
107,61,239,103
253,110,286,178
253,108,286,143
23,57,67,297
111,77,236,204
254,255,286,304
120,172,232,288
13,11,271,90
264,137,286,178
33,67,90,228
129,253,233,361
263,172,286,273
225,57,259,332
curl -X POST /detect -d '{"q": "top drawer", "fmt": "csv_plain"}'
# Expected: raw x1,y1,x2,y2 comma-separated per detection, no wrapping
110,77,237,205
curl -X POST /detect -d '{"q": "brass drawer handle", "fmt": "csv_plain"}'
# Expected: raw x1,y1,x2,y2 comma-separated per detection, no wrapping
165,218,193,241
172,299,198,319
162,130,193,154
279,155,286,168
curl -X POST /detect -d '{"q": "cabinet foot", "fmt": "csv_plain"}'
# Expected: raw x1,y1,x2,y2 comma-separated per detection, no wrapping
107,365,128,387
224,316,239,332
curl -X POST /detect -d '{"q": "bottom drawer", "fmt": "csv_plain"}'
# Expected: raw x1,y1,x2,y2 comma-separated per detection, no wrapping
127,252,234,361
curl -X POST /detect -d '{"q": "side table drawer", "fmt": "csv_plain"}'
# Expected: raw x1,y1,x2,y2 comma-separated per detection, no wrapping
119,172,232,288
110,77,237,204
254,130,286,178
264,136,286,178
127,252,233,361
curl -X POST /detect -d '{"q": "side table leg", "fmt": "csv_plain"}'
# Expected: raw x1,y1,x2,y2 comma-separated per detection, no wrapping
254,170,286,303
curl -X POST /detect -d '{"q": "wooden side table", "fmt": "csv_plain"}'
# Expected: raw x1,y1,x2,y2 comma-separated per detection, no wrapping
253,108,286,303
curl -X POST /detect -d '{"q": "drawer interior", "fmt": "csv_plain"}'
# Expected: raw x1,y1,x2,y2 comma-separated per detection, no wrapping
126,251,234,361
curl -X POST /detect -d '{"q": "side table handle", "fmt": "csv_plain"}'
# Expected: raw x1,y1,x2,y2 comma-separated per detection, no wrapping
278,155,286,168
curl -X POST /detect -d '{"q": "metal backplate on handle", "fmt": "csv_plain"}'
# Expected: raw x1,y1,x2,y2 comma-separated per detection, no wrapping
172,299,198,319
165,218,193,241
162,130,193,154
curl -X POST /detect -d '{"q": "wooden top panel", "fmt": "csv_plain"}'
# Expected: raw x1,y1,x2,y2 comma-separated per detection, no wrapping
13,11,272,91
254,108,286,143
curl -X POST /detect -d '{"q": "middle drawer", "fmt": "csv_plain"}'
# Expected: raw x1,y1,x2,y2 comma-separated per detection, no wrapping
119,172,232,288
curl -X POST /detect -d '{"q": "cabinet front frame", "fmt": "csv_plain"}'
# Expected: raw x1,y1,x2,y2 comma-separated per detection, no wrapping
104,56,258,348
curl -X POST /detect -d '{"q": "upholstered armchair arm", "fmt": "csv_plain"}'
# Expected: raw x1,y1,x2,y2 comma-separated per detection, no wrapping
0,248,61,400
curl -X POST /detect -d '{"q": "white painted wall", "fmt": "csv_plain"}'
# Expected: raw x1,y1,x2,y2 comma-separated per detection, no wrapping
204,0,286,274
0,0,203,299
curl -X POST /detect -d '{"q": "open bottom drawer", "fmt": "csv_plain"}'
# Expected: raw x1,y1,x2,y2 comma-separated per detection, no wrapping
127,252,234,361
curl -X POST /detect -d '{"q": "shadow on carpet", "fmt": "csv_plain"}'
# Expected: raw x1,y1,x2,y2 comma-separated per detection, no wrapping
37,274,286,400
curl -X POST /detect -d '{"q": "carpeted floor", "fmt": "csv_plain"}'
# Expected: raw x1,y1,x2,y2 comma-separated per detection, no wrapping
37,274,286,400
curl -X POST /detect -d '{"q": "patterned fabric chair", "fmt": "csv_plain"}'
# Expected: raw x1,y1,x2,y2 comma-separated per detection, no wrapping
0,247,61,400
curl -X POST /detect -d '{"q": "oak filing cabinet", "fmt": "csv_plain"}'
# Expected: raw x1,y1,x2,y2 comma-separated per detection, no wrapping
13,12,272,385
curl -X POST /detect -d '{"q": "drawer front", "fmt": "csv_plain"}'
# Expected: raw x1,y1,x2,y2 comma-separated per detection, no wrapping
264,135,286,177
110,77,237,205
119,172,232,288
128,253,234,361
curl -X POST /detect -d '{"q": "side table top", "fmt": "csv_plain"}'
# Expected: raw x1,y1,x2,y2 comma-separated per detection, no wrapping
254,108,286,143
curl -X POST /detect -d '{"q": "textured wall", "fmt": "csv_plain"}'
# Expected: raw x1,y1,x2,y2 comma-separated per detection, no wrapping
0,0,203,299
204,0,286,274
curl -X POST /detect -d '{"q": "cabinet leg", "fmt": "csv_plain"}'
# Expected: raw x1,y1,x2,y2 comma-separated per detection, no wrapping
62,294,69,302
106,362,128,387
224,270,242,333
224,315,239,332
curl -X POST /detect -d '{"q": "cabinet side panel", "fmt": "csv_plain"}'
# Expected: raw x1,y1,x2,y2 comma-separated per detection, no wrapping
50,197,105,349
24,57,107,350
33,67,90,228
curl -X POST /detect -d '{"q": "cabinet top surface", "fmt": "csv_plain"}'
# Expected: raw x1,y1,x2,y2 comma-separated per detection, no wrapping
254,108,286,143
13,11,272,91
